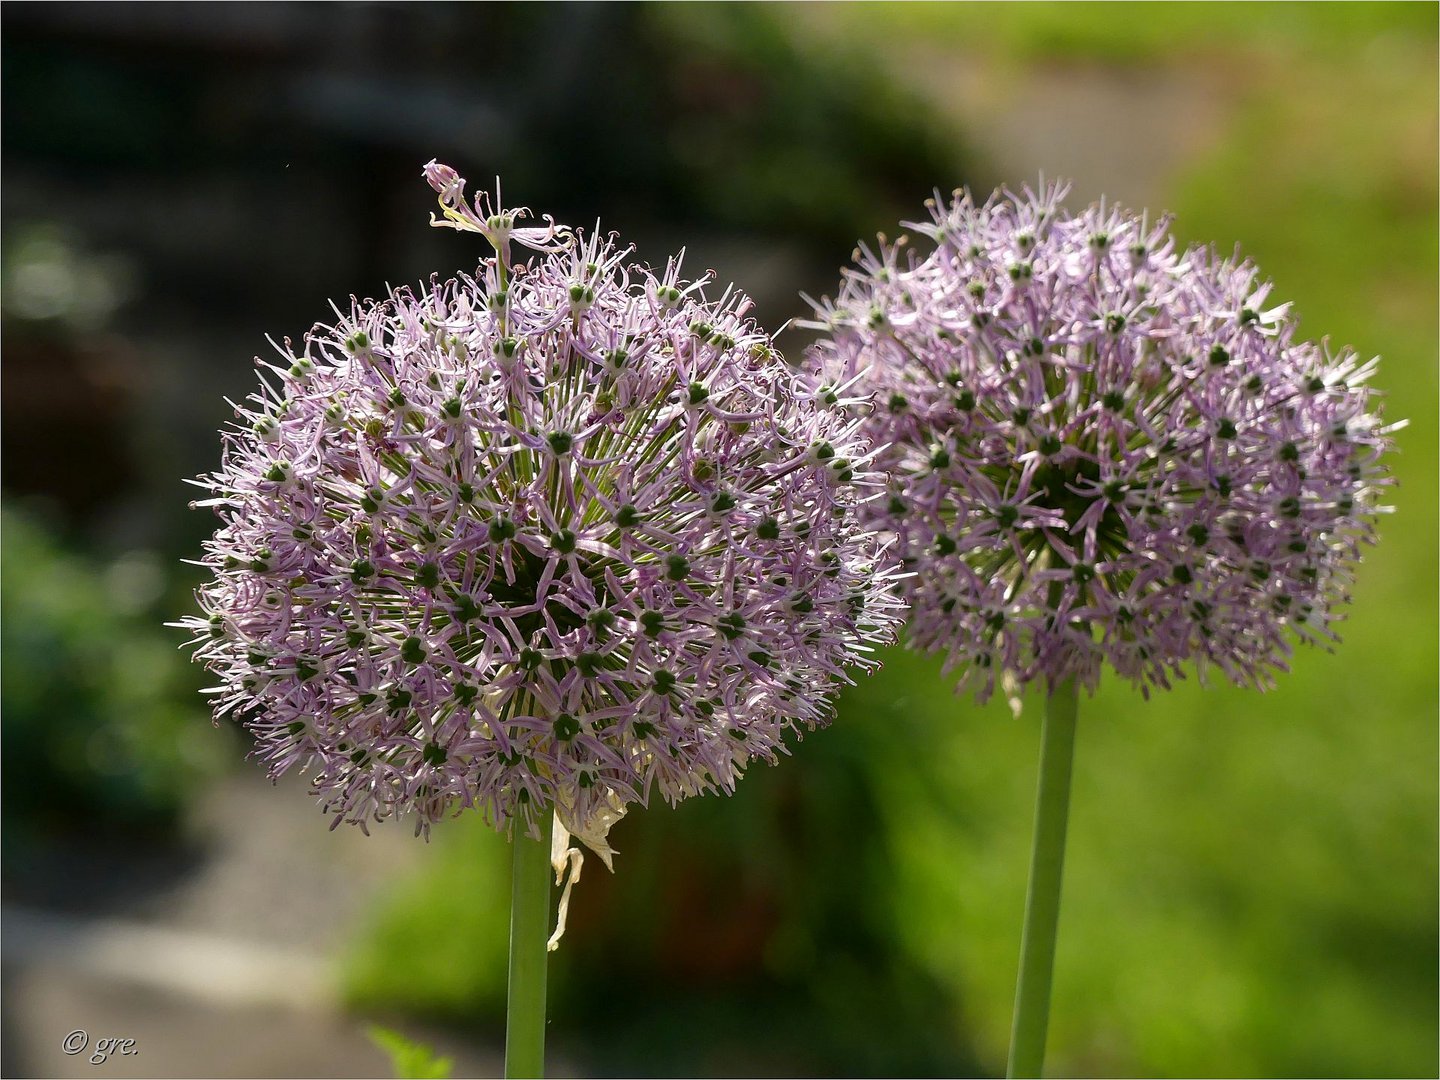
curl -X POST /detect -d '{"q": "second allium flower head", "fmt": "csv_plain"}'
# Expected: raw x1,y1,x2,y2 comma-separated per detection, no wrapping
808,181,1396,700
184,163,904,842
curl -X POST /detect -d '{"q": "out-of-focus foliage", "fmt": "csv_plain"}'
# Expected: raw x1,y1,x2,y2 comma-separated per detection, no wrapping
1,504,234,844
632,3,961,246
345,819,510,1025
795,0,1436,65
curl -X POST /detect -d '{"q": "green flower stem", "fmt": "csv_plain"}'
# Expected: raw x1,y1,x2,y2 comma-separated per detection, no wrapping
1006,676,1080,1079
505,810,554,1079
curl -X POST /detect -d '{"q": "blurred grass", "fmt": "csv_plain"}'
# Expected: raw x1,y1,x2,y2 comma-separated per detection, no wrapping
786,1,1436,65
347,4,1437,1076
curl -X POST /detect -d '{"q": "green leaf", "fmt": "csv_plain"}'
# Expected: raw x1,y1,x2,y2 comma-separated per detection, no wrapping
367,1026,453,1080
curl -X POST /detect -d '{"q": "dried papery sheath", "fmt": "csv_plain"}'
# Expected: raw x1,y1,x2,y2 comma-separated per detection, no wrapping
806,181,1399,700
179,162,905,849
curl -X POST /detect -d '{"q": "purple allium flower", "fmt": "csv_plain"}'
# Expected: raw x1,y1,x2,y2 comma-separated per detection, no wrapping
180,163,904,844
805,181,1398,700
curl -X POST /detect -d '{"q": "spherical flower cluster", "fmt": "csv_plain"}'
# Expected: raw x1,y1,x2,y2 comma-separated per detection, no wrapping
806,181,1397,699
182,163,904,842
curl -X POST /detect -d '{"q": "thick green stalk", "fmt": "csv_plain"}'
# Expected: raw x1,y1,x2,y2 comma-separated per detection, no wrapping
505,811,554,1079
1006,677,1080,1078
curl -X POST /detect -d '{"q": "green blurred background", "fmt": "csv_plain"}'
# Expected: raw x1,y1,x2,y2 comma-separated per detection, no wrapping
2,3,1434,1077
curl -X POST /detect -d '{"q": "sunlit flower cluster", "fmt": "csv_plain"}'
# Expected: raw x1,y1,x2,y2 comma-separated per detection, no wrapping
182,164,904,841
807,181,1397,699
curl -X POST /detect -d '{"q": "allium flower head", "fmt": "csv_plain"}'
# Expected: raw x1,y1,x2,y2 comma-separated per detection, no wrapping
181,162,903,844
807,181,1398,699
